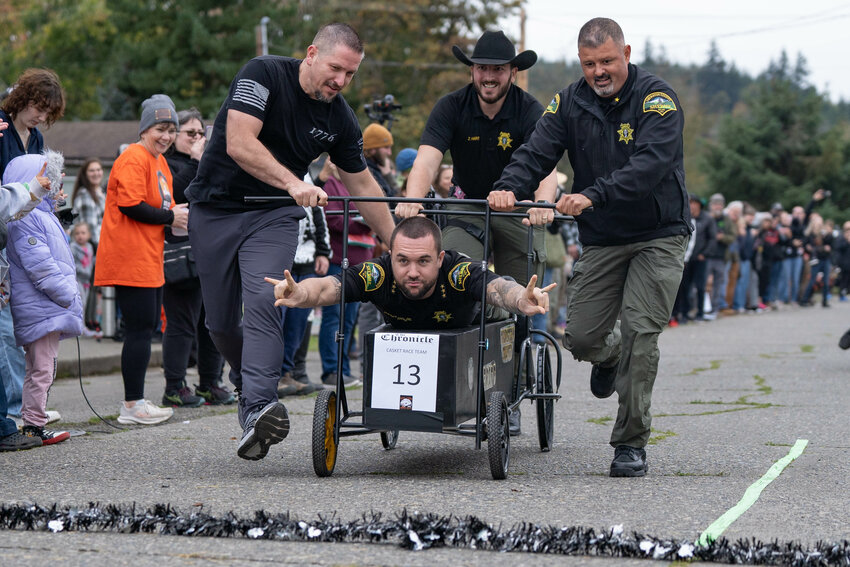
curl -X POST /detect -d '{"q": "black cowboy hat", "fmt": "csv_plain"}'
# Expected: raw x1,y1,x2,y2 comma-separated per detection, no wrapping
452,30,537,71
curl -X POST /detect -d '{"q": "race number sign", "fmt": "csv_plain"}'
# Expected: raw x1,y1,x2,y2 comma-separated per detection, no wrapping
371,332,440,412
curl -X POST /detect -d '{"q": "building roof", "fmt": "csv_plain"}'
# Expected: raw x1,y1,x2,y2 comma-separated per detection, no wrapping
42,121,139,167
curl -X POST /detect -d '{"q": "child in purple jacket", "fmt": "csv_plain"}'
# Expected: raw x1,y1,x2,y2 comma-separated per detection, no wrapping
4,150,82,445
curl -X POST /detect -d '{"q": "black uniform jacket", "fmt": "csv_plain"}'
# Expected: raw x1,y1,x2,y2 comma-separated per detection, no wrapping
494,64,691,247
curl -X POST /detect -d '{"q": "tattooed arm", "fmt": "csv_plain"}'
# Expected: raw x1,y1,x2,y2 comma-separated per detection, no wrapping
484,274,556,317
265,271,342,308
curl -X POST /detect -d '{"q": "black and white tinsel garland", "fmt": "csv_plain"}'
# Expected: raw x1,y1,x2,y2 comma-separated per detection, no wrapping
1,503,848,565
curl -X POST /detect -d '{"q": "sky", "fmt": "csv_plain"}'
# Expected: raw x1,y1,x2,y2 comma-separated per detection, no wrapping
506,1,850,102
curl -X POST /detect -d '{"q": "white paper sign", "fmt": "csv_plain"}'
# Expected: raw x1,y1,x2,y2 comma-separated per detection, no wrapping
371,332,440,412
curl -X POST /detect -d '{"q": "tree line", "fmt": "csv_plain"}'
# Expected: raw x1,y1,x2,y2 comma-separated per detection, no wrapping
3,1,848,218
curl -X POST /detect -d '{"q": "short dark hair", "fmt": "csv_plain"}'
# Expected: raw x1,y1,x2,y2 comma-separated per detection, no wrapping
390,216,442,253
177,107,204,128
1,68,65,126
577,18,625,49
313,23,364,54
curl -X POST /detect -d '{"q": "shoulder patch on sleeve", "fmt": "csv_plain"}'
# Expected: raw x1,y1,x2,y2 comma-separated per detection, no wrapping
643,92,677,116
543,93,560,116
449,262,472,291
358,262,385,292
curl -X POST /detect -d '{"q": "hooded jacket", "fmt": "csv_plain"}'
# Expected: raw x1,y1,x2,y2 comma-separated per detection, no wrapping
494,64,691,246
4,152,83,346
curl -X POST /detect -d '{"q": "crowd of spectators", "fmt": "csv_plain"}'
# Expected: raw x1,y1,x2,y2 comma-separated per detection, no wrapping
669,188,840,327
1,58,847,455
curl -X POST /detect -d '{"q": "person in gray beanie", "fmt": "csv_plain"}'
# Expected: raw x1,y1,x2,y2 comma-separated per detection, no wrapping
94,93,187,426
138,94,179,136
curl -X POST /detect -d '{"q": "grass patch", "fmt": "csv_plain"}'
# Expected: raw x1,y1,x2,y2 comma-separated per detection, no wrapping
647,428,677,445
800,344,814,353
685,360,722,376
587,416,613,426
683,375,774,413
88,414,118,424
657,403,776,418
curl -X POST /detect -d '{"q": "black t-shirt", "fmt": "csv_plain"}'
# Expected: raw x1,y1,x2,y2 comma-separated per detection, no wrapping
338,249,500,329
419,84,543,199
185,56,367,209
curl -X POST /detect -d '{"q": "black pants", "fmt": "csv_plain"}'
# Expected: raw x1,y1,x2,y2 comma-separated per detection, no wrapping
115,285,163,402
162,280,223,391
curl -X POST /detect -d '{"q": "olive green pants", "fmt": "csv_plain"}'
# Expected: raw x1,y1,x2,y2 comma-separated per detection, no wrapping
441,204,546,286
563,235,687,448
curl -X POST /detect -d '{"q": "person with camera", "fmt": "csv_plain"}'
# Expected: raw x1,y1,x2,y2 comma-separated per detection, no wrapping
362,123,397,197
184,23,395,461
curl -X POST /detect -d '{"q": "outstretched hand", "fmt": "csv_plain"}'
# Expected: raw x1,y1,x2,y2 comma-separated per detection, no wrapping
35,163,50,190
518,274,557,316
265,270,304,307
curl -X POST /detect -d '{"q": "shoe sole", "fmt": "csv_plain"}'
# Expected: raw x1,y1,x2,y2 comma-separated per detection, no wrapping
237,403,290,461
590,376,616,399
117,413,173,425
41,431,71,445
0,439,42,451
610,464,648,477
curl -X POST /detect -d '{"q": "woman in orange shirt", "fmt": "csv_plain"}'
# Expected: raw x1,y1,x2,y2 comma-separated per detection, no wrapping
95,94,188,426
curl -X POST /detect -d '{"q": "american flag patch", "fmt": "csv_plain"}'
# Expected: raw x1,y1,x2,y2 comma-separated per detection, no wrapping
233,79,270,111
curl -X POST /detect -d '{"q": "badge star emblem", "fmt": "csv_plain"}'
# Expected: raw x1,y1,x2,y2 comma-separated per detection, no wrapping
497,131,513,151
617,123,634,145
432,310,452,323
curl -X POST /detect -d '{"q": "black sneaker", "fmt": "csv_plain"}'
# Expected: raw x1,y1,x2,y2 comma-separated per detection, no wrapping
195,383,236,405
162,386,204,408
610,445,648,477
590,363,617,399
237,401,290,461
840,329,850,350
0,430,42,451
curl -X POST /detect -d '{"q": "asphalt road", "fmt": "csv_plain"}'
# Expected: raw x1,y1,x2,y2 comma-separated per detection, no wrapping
1,300,849,565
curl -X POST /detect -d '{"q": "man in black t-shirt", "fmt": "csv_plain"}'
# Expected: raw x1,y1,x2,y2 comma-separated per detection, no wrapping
184,23,395,462
395,31,558,288
265,217,554,331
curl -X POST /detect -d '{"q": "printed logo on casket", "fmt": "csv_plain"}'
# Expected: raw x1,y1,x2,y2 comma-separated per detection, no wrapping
399,395,413,410
358,262,385,292
449,262,472,291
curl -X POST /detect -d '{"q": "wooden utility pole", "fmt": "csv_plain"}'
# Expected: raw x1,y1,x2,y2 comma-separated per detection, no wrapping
517,6,528,91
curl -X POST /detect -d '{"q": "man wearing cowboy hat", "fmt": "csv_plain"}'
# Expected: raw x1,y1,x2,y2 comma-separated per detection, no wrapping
396,30,558,436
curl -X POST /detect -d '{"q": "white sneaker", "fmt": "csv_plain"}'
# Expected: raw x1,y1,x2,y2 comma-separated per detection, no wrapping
117,400,173,425
46,410,61,424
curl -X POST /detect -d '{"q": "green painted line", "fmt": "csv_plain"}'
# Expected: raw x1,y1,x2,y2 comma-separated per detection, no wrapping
697,439,808,547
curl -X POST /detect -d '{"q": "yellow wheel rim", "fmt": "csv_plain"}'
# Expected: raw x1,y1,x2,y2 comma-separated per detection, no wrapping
324,393,337,470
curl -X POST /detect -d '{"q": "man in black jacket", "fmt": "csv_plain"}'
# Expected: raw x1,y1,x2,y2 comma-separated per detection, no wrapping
491,17,691,477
